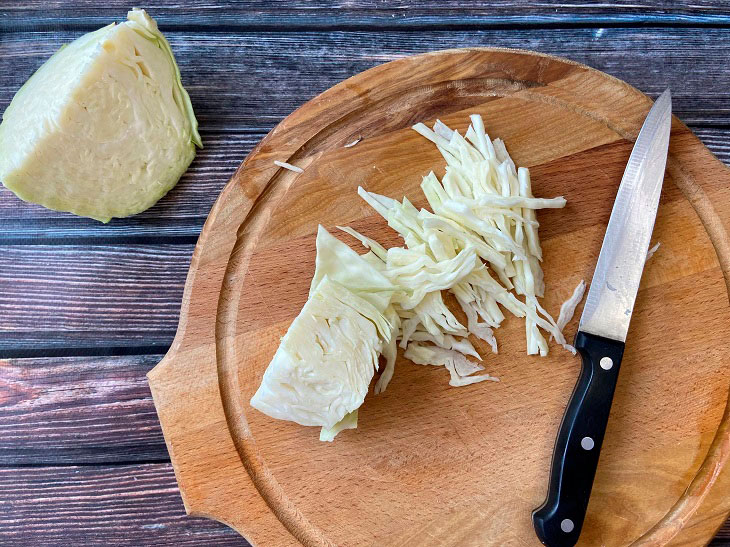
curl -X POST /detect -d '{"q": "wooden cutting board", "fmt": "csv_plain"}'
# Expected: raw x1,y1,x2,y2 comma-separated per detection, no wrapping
148,48,730,546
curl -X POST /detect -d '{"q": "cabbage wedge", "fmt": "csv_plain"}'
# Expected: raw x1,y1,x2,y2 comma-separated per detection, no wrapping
0,9,201,222
251,227,396,438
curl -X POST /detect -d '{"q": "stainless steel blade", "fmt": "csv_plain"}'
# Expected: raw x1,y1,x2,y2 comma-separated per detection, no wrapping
579,89,672,342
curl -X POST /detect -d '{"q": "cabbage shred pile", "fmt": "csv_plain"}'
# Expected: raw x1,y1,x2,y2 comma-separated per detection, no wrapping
251,115,584,441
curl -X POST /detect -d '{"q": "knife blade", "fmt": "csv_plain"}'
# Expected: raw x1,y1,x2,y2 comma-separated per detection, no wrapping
579,89,672,342
532,89,672,547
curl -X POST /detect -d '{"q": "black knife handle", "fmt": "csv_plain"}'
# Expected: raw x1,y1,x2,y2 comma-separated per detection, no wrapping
532,331,625,546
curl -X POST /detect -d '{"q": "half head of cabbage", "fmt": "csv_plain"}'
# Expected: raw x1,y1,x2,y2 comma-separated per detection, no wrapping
0,9,201,222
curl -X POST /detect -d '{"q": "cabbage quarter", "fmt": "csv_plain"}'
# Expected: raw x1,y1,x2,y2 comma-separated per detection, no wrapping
0,9,201,222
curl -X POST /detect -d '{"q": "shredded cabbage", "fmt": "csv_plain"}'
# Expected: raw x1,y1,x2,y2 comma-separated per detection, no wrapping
274,160,304,173
406,117,568,358
344,137,362,148
646,241,661,261
341,116,573,390
252,114,577,441
404,343,499,387
556,280,587,334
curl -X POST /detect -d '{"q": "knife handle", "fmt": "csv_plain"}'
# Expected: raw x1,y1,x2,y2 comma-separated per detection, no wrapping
532,331,625,546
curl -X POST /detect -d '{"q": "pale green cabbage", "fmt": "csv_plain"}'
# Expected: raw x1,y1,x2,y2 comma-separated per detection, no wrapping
309,226,393,313
0,9,201,222
250,276,390,430
251,115,583,441
251,227,396,437
320,410,359,442
404,343,498,387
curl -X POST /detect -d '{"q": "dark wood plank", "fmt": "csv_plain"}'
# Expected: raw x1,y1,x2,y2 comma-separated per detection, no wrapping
694,127,730,166
0,355,167,465
0,245,192,352
0,463,248,546
1,29,729,239
2,1,730,31
1,29,729,131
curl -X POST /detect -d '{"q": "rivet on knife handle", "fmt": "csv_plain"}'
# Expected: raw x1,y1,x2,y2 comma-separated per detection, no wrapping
532,331,625,546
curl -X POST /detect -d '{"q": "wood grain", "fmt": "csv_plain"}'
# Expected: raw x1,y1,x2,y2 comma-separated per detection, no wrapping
0,246,192,353
6,460,730,547
3,462,730,547
1,28,730,130
2,1,730,545
0,355,167,465
0,127,726,242
1,27,729,242
0,463,248,546
2,1,729,31
149,48,730,546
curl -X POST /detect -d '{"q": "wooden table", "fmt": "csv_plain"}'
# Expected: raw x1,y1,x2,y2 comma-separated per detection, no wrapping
1,2,729,545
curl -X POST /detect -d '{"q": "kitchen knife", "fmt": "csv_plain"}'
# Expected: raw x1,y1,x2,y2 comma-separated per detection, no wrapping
532,89,672,547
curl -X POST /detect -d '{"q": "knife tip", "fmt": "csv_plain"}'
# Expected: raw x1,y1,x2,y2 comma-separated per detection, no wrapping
657,88,672,109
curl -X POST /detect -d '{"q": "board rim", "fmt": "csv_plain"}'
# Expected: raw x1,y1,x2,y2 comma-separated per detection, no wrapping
149,47,730,546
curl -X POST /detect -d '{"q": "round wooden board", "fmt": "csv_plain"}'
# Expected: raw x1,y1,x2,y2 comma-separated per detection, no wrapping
148,48,730,546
